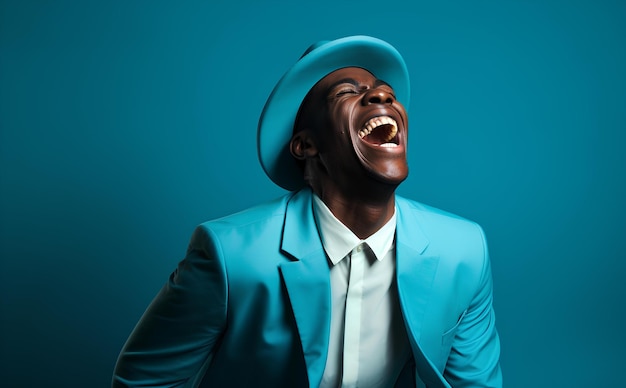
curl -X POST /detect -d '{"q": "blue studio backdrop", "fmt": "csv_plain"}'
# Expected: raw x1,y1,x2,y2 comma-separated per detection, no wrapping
1,1,625,386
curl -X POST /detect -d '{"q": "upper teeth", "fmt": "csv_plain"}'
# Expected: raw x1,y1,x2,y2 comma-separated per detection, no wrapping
358,116,398,141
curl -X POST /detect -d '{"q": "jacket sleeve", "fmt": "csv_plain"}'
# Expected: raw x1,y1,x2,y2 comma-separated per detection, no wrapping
112,225,228,387
443,225,502,387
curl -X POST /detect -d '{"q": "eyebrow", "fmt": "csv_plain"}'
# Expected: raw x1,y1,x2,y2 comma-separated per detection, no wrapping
328,78,360,91
327,77,393,91
374,79,391,88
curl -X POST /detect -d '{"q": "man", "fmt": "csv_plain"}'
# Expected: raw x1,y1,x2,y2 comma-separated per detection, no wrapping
113,36,502,387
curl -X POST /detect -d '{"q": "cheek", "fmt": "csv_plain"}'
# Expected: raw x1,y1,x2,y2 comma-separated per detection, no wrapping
330,100,359,129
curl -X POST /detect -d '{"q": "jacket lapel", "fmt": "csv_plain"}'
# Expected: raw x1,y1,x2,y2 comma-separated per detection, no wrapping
395,197,450,388
278,188,331,387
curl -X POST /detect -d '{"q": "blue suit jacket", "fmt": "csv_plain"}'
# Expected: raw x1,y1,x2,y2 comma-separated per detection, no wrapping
113,188,502,387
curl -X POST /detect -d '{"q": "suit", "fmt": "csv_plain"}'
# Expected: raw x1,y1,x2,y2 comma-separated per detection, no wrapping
113,188,502,387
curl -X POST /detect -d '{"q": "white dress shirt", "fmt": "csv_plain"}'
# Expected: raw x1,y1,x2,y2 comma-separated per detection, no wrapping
313,195,410,388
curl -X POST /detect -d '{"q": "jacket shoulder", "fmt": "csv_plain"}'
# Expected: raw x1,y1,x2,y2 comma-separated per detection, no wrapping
190,192,298,264
396,195,488,277
201,192,293,231
396,196,483,234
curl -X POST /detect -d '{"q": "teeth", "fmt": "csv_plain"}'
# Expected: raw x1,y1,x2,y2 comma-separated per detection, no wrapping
358,116,398,143
380,143,398,148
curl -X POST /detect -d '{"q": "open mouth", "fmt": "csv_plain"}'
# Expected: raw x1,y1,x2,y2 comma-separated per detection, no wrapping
358,116,399,148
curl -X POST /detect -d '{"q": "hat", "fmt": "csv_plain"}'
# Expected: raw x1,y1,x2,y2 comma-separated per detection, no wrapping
257,35,410,191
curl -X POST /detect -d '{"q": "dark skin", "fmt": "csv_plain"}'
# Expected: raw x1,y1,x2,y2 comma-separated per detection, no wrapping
290,67,409,239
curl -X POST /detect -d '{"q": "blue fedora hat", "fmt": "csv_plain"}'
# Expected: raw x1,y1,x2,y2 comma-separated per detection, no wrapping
257,35,410,191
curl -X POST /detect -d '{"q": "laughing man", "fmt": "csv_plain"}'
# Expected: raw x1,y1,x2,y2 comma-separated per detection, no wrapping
113,35,502,388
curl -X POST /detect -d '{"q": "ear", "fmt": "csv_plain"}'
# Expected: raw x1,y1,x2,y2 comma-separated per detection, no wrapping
289,130,319,160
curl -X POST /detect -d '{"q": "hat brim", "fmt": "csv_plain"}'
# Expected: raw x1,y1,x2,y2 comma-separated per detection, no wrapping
257,35,410,191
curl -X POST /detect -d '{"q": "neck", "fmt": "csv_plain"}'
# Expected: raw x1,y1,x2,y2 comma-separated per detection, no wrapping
314,181,397,239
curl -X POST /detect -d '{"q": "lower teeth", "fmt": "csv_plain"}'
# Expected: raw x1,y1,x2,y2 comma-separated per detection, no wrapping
380,143,398,148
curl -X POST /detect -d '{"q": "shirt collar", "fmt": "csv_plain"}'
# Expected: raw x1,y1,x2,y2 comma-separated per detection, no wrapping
312,194,396,266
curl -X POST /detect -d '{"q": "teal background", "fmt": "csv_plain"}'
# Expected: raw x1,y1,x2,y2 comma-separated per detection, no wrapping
1,0,625,386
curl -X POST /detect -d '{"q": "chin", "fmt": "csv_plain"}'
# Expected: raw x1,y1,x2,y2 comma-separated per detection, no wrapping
364,164,409,187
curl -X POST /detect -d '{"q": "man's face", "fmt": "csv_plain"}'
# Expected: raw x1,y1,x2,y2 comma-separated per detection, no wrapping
298,67,409,189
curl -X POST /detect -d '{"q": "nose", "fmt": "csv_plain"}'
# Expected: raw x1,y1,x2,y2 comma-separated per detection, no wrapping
362,88,394,106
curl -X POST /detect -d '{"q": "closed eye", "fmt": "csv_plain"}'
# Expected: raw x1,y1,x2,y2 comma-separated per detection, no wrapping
336,89,358,96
